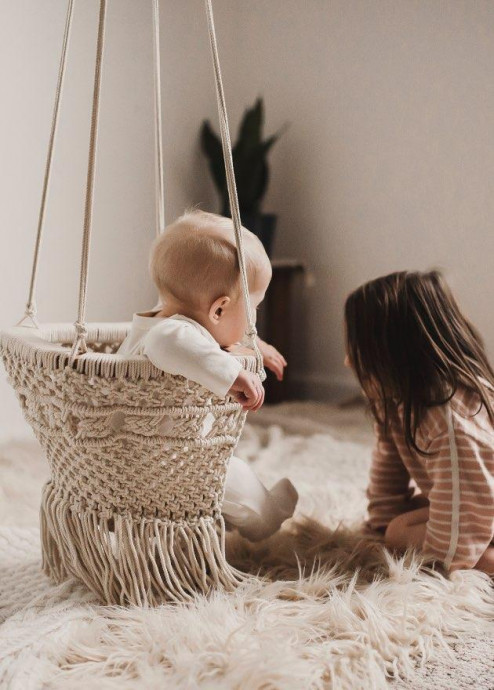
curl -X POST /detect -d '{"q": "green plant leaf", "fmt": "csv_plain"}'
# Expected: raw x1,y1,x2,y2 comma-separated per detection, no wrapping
233,145,267,214
236,97,263,157
200,120,227,202
261,132,282,156
200,99,286,216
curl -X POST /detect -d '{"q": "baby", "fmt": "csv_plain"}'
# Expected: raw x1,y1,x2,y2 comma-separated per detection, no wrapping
119,210,298,541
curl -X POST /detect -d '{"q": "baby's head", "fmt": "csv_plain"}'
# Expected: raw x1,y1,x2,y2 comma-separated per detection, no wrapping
150,210,272,346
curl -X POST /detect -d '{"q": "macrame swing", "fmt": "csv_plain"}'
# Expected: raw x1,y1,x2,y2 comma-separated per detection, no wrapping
0,0,265,606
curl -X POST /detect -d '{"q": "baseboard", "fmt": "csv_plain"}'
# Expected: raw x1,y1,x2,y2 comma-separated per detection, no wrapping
290,372,360,403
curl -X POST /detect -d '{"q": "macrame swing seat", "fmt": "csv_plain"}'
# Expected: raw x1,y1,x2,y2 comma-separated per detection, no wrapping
0,0,264,606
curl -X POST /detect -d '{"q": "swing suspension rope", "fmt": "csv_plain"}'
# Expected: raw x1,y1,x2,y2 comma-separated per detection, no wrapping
18,0,75,329
19,0,264,374
204,0,262,367
71,0,107,358
152,0,165,236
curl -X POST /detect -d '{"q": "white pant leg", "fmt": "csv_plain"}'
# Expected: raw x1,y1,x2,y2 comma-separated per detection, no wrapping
222,456,298,542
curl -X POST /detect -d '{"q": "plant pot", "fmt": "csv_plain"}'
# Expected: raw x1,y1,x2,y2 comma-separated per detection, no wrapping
241,213,277,258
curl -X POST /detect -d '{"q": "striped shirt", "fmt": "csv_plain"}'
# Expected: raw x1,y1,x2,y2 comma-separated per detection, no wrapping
367,387,494,570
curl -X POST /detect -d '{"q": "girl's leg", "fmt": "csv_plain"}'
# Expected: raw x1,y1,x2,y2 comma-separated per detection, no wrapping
474,546,494,575
408,493,430,510
384,507,429,551
384,504,494,575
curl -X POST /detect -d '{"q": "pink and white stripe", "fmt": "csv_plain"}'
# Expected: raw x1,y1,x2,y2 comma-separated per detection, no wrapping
367,386,494,570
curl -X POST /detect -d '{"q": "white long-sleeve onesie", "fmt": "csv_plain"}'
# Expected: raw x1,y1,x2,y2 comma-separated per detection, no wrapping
118,312,298,541
120,312,242,397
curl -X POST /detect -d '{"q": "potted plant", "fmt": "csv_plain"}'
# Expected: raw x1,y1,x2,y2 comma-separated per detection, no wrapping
200,97,284,257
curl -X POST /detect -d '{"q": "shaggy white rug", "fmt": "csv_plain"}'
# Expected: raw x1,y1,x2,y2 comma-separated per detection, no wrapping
1,403,493,690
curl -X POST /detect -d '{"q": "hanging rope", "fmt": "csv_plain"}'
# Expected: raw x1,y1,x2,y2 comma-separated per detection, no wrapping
18,0,75,329
70,0,107,359
204,0,264,376
153,0,166,235
50,0,263,376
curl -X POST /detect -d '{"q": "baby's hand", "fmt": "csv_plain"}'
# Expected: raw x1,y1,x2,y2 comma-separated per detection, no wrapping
229,370,265,412
257,338,287,381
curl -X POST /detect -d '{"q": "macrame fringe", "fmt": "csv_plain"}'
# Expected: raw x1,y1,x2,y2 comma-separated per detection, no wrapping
40,482,246,606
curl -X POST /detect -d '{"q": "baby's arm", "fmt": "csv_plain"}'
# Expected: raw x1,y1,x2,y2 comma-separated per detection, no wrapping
229,370,264,411
143,319,262,409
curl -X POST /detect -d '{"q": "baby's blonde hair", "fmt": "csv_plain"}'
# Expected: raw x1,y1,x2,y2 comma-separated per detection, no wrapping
150,210,271,308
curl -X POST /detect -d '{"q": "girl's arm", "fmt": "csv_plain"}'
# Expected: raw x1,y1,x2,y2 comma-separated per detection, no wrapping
424,414,494,571
367,421,415,531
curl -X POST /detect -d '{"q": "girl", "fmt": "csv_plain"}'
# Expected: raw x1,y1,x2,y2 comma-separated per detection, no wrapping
345,270,494,574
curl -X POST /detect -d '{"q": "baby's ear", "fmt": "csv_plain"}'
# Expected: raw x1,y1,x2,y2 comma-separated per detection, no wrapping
208,296,231,325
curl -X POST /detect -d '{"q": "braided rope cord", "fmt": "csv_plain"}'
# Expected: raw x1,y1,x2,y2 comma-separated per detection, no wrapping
70,0,107,359
153,0,166,236
204,0,264,374
18,0,75,329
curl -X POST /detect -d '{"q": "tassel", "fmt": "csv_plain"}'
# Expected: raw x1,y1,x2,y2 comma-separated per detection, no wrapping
40,482,246,606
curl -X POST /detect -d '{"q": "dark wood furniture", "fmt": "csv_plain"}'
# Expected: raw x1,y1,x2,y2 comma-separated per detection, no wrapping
261,259,305,404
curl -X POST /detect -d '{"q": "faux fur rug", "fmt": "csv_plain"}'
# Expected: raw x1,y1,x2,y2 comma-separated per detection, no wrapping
1,403,493,689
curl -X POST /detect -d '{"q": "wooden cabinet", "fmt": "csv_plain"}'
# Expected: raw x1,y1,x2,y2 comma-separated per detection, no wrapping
261,259,305,404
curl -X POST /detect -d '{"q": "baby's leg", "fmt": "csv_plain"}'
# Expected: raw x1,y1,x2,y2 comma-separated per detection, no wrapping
222,456,298,542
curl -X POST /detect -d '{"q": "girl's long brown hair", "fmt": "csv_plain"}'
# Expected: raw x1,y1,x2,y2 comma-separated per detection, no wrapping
344,270,494,454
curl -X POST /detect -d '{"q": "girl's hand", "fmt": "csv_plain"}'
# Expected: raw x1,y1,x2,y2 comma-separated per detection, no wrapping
257,338,287,381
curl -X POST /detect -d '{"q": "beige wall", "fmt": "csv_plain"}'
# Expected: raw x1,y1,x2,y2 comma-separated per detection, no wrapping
2,0,494,437
0,0,223,439
224,0,494,398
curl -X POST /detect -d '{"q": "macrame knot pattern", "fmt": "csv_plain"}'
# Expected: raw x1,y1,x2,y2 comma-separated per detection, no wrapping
16,302,40,329
246,326,258,340
0,324,257,605
244,325,267,381
74,321,89,340
26,302,37,319
70,321,89,359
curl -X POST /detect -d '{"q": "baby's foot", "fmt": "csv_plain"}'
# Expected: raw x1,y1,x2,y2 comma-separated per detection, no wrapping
232,479,298,542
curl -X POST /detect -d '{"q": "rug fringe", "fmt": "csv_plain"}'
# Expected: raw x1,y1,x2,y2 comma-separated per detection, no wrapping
40,481,245,606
